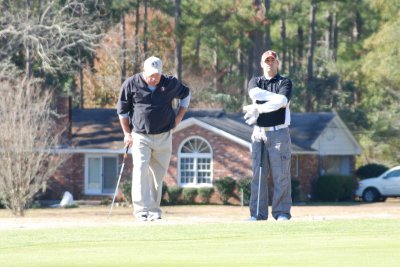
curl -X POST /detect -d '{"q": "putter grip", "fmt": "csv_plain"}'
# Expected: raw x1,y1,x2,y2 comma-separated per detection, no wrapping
123,146,129,159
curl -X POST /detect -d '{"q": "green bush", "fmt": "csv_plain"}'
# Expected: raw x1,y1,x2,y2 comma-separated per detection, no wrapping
213,176,236,204
161,182,168,205
291,179,301,202
198,187,214,204
236,177,251,206
100,197,111,206
355,163,389,180
315,174,357,202
120,179,132,203
167,186,183,205
0,197,5,209
182,188,198,204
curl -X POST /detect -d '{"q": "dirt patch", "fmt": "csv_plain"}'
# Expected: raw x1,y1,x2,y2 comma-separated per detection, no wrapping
1,199,400,229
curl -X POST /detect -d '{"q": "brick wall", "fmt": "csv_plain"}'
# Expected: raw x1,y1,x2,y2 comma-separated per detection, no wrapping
291,155,320,200
43,153,84,199
167,124,253,186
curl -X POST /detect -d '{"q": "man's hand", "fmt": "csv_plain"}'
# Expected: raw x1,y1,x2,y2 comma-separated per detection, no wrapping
251,126,267,142
243,104,259,125
124,133,133,148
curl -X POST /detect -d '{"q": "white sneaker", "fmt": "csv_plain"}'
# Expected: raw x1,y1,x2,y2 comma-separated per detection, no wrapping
277,216,289,221
135,214,148,222
148,214,162,221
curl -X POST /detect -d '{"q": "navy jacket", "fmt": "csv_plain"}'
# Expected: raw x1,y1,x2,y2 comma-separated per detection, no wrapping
117,74,190,134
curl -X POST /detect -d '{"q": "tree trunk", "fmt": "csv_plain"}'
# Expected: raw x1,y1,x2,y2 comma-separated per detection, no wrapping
174,0,182,80
120,12,127,84
195,35,201,69
280,15,287,74
306,1,317,112
143,0,148,55
134,0,140,73
352,9,362,43
238,47,247,106
325,10,332,60
332,1,338,61
78,47,84,109
247,33,255,82
251,0,264,77
296,26,304,70
25,0,33,79
264,0,271,50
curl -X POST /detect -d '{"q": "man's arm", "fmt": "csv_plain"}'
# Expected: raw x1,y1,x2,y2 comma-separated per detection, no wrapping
119,117,131,135
117,78,133,147
175,106,188,127
175,91,191,127
245,78,292,114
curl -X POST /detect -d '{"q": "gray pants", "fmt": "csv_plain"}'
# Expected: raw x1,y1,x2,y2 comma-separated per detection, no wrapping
250,127,292,220
131,131,172,219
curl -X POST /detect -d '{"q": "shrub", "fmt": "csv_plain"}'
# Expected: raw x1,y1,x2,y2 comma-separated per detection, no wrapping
315,174,357,202
355,163,389,180
0,196,5,209
182,188,198,204
236,177,252,206
161,182,168,205
214,176,236,204
198,187,214,204
120,179,132,203
100,197,111,206
291,179,301,202
167,186,183,205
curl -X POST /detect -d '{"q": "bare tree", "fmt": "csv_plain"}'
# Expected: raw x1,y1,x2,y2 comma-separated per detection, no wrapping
0,76,69,216
174,0,182,81
0,0,104,85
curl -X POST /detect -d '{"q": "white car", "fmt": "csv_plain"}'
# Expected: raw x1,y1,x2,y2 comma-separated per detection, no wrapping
355,166,400,202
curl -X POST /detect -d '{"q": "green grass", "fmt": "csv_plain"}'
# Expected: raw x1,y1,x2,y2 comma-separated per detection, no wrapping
1,219,400,267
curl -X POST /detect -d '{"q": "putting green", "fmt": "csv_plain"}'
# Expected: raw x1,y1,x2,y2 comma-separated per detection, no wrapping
1,219,399,266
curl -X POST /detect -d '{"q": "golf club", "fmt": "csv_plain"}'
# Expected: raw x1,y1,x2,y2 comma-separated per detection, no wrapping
256,141,264,219
108,146,129,217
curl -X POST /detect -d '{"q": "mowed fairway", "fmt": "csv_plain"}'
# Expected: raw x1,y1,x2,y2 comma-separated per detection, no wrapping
1,203,400,267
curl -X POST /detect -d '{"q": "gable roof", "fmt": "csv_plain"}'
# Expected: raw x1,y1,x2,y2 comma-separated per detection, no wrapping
70,108,361,155
180,109,342,153
71,109,122,151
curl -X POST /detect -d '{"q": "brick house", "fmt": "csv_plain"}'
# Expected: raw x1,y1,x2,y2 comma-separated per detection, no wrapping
46,98,362,202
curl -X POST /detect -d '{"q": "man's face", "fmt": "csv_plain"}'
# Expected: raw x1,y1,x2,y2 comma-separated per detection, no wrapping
261,56,279,76
144,73,161,86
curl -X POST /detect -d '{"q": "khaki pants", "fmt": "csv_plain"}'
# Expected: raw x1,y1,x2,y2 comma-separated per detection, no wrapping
130,131,172,218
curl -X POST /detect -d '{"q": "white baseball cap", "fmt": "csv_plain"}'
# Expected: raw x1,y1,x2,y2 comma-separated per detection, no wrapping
143,56,162,76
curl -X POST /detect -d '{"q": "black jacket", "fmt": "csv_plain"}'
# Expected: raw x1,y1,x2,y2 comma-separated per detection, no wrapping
117,74,190,134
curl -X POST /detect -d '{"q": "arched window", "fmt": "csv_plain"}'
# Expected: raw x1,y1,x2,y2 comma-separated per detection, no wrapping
179,137,212,186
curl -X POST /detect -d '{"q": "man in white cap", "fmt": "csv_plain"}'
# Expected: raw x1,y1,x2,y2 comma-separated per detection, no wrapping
243,50,292,221
117,56,191,221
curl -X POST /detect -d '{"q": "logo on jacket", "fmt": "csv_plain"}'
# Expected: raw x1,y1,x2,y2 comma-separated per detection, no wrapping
161,86,166,92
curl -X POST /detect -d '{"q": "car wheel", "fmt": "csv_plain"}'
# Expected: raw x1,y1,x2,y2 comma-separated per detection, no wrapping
362,188,379,203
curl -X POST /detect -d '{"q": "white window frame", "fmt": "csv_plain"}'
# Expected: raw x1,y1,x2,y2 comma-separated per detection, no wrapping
84,154,119,195
178,136,213,187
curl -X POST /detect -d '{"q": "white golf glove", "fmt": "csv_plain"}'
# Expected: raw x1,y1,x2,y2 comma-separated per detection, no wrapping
243,104,259,125
251,126,267,142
